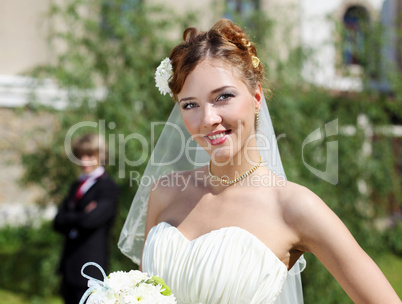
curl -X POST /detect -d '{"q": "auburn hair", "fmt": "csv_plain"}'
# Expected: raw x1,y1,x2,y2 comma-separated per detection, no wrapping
168,19,264,100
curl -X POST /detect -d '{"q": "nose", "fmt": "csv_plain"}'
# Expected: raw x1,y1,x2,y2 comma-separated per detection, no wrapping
80,155,89,161
201,104,221,129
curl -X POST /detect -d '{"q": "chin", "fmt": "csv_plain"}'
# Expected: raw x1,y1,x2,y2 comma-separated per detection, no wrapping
82,167,94,174
210,149,236,165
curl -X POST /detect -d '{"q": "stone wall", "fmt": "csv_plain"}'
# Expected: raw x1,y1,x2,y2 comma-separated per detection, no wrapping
0,107,57,226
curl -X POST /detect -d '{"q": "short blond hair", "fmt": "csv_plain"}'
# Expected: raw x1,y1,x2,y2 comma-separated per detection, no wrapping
72,133,108,164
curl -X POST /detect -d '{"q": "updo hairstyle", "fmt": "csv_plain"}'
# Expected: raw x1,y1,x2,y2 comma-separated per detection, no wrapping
168,19,264,100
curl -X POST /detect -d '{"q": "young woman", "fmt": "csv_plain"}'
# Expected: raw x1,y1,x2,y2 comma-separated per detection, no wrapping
119,19,400,304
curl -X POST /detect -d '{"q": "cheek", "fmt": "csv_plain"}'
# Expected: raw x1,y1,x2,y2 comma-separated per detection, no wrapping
182,114,200,135
228,103,254,128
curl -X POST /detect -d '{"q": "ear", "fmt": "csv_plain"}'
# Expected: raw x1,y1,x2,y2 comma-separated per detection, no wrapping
253,83,263,112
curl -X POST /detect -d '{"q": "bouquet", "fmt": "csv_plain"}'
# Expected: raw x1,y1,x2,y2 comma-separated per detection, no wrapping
79,262,177,304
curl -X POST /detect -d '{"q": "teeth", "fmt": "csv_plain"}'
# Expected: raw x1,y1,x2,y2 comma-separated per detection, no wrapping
208,132,227,140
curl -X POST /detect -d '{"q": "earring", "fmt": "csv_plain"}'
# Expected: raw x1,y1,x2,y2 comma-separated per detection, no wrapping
255,110,260,130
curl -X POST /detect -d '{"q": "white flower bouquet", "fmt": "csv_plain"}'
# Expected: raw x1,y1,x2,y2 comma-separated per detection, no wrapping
79,262,177,304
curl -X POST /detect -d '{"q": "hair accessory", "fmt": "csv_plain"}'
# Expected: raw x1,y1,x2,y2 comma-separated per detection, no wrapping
155,57,173,96
208,156,263,186
241,38,251,47
251,56,260,68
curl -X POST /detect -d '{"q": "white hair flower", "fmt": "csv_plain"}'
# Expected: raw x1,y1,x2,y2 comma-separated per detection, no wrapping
155,57,173,96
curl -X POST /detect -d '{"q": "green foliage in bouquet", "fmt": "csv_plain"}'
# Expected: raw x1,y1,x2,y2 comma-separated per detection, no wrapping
142,276,172,296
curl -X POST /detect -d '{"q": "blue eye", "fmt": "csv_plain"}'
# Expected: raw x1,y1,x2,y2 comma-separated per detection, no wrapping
217,93,234,101
182,102,197,110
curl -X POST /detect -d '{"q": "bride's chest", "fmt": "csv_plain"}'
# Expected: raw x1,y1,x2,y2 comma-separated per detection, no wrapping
162,196,286,246
142,222,288,304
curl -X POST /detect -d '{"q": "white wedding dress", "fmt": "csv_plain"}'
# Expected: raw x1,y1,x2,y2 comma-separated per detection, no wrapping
142,222,290,304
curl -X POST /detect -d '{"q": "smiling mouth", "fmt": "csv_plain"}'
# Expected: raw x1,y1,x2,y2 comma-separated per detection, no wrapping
206,130,231,140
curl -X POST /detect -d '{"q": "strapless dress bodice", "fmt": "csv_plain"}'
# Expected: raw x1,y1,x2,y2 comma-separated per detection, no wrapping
142,222,288,304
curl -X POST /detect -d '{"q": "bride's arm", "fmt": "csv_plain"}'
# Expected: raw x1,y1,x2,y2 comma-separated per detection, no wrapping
288,185,401,304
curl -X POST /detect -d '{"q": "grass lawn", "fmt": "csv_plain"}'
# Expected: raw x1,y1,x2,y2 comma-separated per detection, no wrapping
0,289,62,304
376,252,402,297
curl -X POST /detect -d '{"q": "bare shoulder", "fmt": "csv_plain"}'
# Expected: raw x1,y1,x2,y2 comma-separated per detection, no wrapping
147,168,203,224
277,181,352,251
277,181,325,221
149,169,194,207
276,181,339,246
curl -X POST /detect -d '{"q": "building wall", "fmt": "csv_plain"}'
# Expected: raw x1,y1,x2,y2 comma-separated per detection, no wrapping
263,0,301,63
0,1,57,213
1,0,394,85
0,0,299,77
0,0,52,75
0,107,56,225
300,0,393,91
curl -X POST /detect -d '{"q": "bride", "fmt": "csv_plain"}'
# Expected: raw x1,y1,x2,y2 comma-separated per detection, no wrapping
119,19,400,303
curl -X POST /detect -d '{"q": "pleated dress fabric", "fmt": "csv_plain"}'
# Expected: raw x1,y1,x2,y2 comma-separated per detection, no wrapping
142,222,288,304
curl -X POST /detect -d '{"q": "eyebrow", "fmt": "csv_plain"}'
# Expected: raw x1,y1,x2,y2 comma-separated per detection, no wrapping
179,96,195,104
179,86,235,103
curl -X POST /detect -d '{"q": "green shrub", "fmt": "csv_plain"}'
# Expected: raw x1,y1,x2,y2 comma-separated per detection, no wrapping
387,221,402,256
0,222,62,297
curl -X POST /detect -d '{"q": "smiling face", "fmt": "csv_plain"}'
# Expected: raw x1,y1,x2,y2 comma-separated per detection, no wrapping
178,59,262,164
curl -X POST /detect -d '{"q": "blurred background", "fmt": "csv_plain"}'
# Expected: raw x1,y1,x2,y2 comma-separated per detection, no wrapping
0,0,401,303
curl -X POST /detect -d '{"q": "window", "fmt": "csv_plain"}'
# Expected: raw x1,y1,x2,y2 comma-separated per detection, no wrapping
101,0,142,39
342,5,370,66
225,0,260,20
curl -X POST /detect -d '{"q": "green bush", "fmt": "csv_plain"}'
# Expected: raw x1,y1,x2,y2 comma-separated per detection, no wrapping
387,221,402,256
0,222,62,297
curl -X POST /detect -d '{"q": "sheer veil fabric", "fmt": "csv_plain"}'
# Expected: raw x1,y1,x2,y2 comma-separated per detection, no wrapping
118,95,306,303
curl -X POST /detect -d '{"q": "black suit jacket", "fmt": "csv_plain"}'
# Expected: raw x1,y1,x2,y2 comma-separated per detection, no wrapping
54,173,119,287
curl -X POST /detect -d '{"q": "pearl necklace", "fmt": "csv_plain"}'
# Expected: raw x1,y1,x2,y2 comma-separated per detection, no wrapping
208,156,263,186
